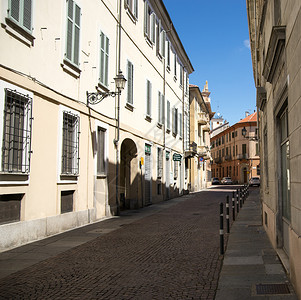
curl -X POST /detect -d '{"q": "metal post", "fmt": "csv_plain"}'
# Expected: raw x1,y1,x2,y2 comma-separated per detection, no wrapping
226,195,230,233
236,189,239,213
220,202,224,255
240,188,242,208
232,191,235,221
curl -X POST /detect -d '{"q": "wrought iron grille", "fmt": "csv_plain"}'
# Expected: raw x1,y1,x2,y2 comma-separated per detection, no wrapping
2,88,32,173
61,111,80,175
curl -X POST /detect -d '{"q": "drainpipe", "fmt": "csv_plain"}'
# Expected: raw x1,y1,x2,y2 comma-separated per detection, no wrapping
114,0,123,216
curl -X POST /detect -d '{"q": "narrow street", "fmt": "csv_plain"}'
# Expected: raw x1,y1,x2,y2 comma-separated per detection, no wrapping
0,186,237,300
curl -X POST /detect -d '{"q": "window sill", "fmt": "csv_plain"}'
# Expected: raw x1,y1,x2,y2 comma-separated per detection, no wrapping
145,115,152,122
144,35,154,48
166,128,170,134
126,10,137,24
173,76,177,82
166,66,171,73
157,122,163,129
97,174,107,179
97,82,110,92
61,60,81,78
3,18,35,47
125,102,134,111
0,173,29,185
60,175,78,181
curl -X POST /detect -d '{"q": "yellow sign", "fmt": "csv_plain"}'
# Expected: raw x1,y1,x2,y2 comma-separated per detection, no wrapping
140,157,144,165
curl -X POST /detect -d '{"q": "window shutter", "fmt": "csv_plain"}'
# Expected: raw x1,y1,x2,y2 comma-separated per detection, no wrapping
10,0,20,22
160,30,166,58
146,80,152,116
100,33,105,84
127,61,133,104
167,100,170,130
161,94,165,125
174,54,177,77
144,2,148,35
175,108,178,135
158,91,161,123
23,0,32,30
134,0,138,18
150,13,156,43
73,4,80,65
172,107,175,134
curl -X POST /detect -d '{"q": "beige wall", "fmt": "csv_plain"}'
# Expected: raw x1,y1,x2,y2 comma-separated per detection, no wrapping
0,0,193,251
247,0,301,297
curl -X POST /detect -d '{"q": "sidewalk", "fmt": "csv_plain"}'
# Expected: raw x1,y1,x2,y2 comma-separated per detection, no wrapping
215,188,298,299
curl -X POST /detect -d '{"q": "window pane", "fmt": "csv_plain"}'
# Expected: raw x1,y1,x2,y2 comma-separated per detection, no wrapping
23,0,32,30
2,89,32,173
97,128,105,174
62,112,79,175
10,0,20,22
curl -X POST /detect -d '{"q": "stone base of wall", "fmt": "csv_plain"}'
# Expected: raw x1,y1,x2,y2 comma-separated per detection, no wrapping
0,208,96,252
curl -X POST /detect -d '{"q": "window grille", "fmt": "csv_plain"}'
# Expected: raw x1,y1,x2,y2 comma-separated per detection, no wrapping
2,88,32,173
61,111,80,175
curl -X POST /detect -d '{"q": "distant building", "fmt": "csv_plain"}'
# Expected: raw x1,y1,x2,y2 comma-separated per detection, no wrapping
187,82,214,191
210,113,230,138
247,1,301,297
211,112,259,184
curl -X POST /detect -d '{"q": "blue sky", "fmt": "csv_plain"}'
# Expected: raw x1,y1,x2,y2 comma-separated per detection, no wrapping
162,0,256,125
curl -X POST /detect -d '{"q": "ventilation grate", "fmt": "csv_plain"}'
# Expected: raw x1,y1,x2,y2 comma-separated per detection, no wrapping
256,283,290,295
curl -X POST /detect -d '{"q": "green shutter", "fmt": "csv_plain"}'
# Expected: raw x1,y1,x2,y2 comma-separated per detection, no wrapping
10,0,20,22
127,61,133,104
23,0,32,30
66,0,80,66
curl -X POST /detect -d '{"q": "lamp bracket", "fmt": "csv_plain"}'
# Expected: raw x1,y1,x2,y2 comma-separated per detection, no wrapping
86,90,120,105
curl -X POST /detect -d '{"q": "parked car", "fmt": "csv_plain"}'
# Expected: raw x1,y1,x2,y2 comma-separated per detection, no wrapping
249,177,260,186
211,177,220,185
221,177,233,185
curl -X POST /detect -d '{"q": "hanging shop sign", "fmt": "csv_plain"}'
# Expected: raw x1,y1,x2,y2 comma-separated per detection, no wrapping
173,153,182,161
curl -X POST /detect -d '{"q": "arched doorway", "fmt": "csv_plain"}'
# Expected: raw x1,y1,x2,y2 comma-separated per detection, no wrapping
120,139,138,210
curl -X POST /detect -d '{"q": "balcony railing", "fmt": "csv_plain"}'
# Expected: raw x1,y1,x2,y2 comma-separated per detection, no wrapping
198,112,208,125
202,123,210,132
237,153,249,160
225,155,232,161
214,157,222,164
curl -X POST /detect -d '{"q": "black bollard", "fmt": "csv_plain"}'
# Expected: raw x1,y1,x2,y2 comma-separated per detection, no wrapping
236,189,239,213
220,202,224,255
226,195,230,233
240,188,242,208
232,191,235,221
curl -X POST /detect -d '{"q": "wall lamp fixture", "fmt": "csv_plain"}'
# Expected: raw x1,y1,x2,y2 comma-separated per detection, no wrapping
86,71,127,105
242,126,258,141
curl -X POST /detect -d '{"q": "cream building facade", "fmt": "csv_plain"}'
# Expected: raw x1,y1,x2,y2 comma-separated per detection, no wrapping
187,83,213,191
0,0,193,251
247,0,301,297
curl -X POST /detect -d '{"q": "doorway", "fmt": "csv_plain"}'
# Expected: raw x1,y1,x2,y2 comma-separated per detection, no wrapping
120,139,138,210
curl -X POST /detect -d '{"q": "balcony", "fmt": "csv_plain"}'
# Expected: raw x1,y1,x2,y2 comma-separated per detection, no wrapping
237,153,249,160
198,112,208,125
214,157,222,164
225,155,232,161
202,123,211,132
198,145,206,153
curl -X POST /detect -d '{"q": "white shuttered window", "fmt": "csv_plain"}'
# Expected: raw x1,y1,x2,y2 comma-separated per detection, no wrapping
99,31,109,87
9,0,32,32
66,0,81,66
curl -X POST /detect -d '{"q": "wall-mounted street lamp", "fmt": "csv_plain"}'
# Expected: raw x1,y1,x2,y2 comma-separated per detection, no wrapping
86,71,127,105
242,126,258,141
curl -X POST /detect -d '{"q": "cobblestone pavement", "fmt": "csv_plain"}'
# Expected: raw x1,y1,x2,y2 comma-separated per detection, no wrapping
0,186,236,300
